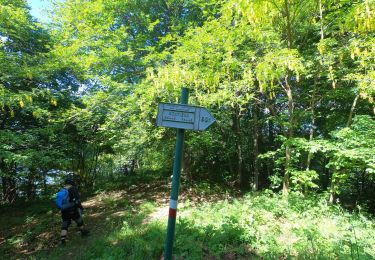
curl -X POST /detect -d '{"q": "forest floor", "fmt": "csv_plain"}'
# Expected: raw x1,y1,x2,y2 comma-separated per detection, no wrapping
0,175,241,260
1,174,375,259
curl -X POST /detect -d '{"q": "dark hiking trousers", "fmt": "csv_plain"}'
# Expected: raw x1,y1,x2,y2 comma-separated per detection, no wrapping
61,208,83,230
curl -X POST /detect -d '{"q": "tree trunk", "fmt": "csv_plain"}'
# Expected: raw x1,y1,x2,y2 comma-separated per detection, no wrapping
2,176,17,203
305,1,324,170
283,146,291,195
26,170,36,201
282,0,294,196
283,81,294,196
91,147,100,189
319,0,324,40
306,85,317,171
329,172,338,203
253,104,260,191
43,170,48,195
233,107,248,190
346,94,360,127
0,111,8,129
284,0,293,48
306,112,315,171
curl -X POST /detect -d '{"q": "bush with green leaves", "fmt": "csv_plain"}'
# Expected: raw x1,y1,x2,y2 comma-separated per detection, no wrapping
173,192,375,259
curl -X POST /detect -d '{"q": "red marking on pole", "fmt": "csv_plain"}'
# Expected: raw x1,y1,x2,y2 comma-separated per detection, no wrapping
169,208,177,218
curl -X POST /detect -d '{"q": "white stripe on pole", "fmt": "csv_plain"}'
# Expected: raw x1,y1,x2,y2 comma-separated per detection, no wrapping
169,199,178,209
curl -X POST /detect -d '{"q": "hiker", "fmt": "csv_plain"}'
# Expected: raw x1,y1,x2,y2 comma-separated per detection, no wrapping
56,176,89,245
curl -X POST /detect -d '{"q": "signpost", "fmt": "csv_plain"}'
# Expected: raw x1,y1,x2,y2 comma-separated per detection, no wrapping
157,88,215,260
157,103,215,131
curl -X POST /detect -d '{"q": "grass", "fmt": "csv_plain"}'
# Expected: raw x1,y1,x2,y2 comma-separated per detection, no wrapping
1,175,375,259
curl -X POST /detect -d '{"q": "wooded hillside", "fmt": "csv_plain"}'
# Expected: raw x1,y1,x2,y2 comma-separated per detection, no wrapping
1,0,374,209
1,0,375,259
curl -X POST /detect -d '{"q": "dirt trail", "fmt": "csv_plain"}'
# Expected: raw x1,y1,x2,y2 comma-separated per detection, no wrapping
0,180,172,258
1,179,237,259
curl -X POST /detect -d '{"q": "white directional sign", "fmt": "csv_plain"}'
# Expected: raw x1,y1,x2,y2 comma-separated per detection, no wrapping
157,103,215,131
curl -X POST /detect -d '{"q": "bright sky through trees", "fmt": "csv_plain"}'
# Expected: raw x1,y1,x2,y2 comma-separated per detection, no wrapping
27,0,52,22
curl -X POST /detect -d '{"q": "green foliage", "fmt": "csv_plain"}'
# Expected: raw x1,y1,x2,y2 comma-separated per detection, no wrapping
20,0,369,201
256,48,305,91
0,0,374,258
290,170,319,191
1,0,375,219
2,175,375,259
174,192,375,259
328,115,375,173
0,0,79,202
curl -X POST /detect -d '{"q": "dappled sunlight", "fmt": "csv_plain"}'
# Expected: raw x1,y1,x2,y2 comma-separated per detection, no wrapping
82,198,101,208
83,190,127,208
111,210,127,217
143,206,168,224
88,212,105,219
1,179,375,259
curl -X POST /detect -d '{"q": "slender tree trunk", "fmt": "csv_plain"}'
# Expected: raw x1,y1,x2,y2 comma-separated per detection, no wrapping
78,147,87,186
2,162,17,203
130,159,136,175
322,157,330,190
0,111,8,129
306,82,318,171
285,82,294,137
237,140,245,189
81,151,86,176
91,148,100,189
329,172,338,203
219,121,234,176
266,97,278,188
346,95,360,127
227,156,235,178
233,107,247,190
266,119,275,187
283,146,291,194
306,110,315,171
2,177,8,203
269,118,275,149
43,170,48,195
253,104,260,191
306,2,324,171
319,0,324,41
26,169,35,201
284,0,293,48
283,81,294,196
282,0,294,195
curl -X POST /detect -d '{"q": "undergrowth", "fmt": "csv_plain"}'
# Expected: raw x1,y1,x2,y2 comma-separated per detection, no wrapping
1,177,375,259
174,191,375,259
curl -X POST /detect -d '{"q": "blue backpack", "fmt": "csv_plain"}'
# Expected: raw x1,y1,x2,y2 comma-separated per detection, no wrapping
55,188,74,210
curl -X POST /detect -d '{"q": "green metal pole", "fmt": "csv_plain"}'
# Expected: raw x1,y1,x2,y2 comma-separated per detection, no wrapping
164,87,189,260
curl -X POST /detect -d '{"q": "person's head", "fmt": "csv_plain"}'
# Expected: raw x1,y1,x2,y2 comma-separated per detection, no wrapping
64,176,75,186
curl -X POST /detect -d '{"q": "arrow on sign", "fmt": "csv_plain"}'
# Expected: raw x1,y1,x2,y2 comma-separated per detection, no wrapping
157,103,215,131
